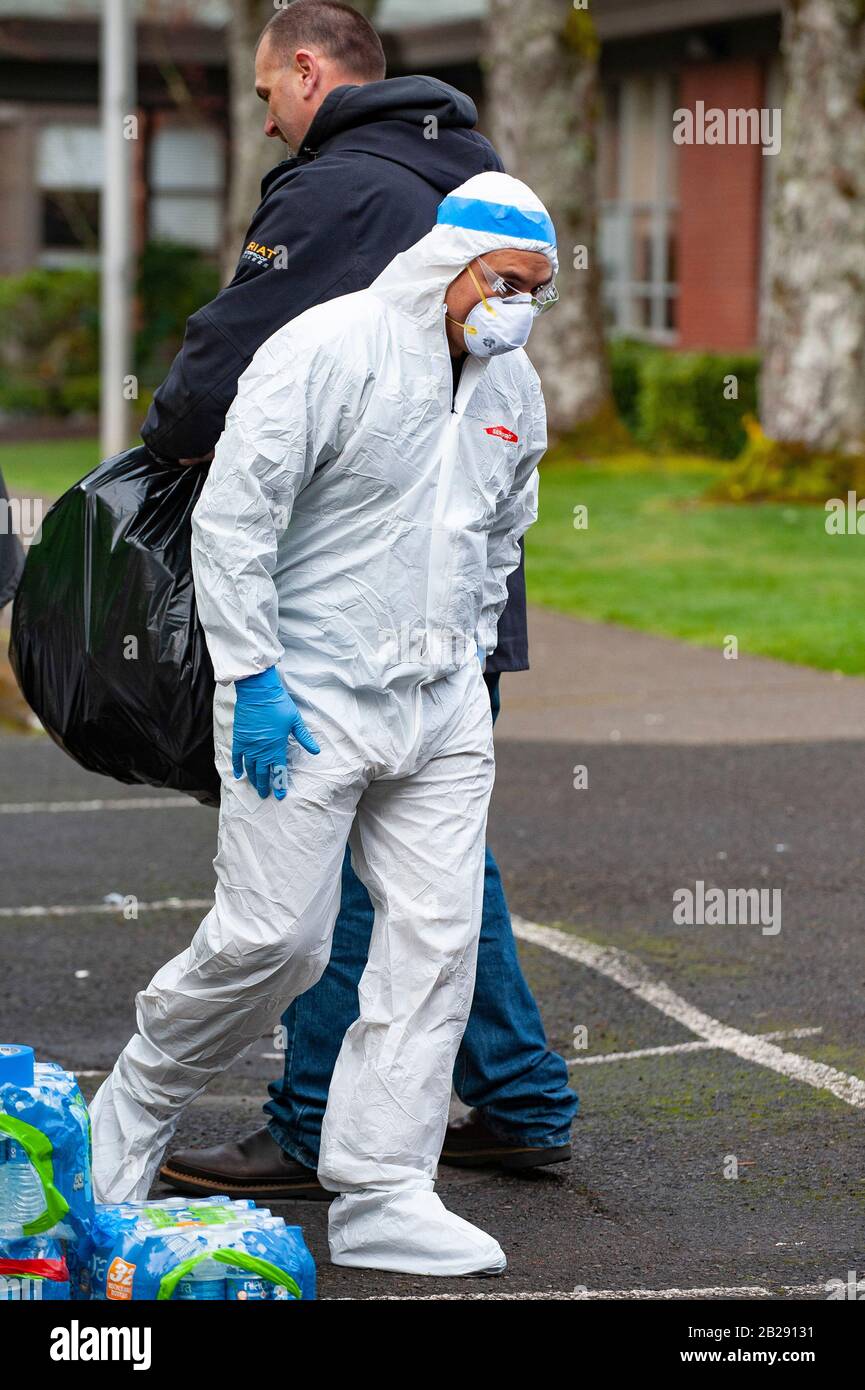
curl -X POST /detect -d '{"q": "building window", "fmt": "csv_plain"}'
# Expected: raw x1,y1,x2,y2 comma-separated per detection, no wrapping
598,74,679,343
37,124,102,268
148,125,224,253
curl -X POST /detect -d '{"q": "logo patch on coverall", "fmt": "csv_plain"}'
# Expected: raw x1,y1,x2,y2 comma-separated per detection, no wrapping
485,425,519,443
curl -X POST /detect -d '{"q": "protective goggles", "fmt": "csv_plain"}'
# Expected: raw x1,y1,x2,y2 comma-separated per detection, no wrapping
476,257,559,316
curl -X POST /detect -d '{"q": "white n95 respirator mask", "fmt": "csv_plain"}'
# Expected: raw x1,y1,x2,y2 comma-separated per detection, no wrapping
447,264,535,359
462,295,535,358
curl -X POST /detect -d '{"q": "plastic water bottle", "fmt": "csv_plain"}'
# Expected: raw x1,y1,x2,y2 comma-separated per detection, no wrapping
226,1270,269,1300
174,1257,226,1300
0,1140,44,1235
1,1043,44,1238
0,1044,92,1250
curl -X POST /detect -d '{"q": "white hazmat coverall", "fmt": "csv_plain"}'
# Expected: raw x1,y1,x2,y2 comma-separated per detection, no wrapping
90,171,554,1276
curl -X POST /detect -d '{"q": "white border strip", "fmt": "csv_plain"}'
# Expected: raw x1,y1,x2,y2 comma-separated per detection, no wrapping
566,1027,823,1066
344,1282,831,1301
0,797,195,815
512,918,865,1109
3,894,862,1110
0,897,212,920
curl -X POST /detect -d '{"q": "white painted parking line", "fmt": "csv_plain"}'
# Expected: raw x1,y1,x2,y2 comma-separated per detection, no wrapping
75,1032,825,1083
0,796,195,814
74,1091,266,1107
6,893,863,1110
347,1282,831,1301
566,1027,823,1067
0,896,212,919
513,917,865,1109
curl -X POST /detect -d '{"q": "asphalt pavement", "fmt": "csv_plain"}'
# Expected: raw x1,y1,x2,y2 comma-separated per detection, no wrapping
1,607,863,1300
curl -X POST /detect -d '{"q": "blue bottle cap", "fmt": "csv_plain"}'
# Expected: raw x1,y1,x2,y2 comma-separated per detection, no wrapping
0,1044,35,1088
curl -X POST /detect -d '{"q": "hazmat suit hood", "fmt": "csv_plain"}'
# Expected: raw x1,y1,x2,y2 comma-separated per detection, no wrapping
369,171,559,330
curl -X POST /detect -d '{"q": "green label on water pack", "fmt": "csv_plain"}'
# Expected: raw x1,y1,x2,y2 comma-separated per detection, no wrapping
144,1206,239,1229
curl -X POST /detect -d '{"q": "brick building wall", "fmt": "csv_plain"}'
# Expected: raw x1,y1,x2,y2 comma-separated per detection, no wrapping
676,59,767,351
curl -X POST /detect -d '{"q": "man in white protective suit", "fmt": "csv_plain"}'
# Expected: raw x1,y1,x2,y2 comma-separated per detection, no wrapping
89,170,557,1277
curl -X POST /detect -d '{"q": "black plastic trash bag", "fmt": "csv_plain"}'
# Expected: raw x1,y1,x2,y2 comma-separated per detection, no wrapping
9,445,220,807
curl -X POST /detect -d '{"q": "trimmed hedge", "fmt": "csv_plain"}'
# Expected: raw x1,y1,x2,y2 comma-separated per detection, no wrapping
0,243,220,420
0,269,99,417
135,241,220,384
609,338,760,460
0,270,761,455
608,338,657,437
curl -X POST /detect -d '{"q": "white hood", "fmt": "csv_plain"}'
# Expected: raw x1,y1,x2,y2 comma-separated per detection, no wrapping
369,171,558,328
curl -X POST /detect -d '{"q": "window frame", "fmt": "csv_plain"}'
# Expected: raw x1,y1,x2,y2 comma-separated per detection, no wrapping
599,72,680,345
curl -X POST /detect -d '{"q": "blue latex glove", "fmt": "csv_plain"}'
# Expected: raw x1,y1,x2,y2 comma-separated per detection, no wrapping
232,666,320,800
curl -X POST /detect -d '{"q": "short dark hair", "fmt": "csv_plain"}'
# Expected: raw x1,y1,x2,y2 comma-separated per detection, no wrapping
260,1,386,82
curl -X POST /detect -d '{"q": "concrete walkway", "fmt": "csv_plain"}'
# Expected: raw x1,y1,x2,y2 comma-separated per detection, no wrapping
6,596,865,743
496,606,865,745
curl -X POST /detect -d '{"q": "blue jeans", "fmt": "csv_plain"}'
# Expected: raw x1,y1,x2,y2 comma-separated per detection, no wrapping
264,675,578,1167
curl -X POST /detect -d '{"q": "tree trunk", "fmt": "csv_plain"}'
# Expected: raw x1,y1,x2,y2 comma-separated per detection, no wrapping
760,0,865,453
486,0,612,437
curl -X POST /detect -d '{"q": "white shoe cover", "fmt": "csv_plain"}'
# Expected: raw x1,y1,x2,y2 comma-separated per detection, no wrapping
328,1189,507,1276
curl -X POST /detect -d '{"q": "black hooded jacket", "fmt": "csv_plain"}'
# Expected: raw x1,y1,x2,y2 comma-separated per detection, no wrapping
142,76,529,672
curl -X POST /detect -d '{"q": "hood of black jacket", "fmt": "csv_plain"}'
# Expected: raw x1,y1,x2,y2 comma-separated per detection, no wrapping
261,76,484,198
302,75,478,150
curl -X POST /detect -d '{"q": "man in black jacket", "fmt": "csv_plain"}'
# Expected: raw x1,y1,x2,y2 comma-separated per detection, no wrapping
155,0,577,1199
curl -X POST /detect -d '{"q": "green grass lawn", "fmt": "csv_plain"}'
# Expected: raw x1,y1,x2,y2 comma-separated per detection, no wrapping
529,451,865,674
0,437,104,501
2,438,862,676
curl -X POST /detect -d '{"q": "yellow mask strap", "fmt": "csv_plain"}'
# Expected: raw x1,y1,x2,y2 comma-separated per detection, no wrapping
467,262,494,312
446,262,494,336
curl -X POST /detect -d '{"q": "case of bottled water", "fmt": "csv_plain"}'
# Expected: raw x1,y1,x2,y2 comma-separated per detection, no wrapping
2,1047,315,1302
0,1043,95,1300
88,1196,316,1300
